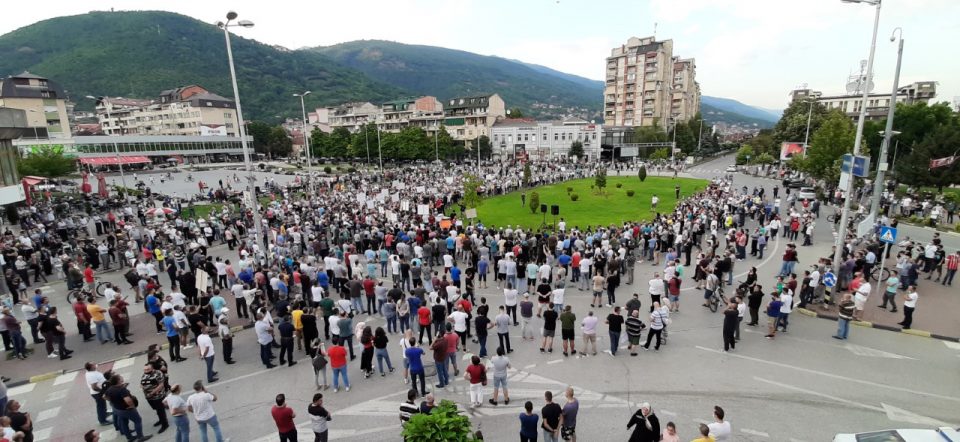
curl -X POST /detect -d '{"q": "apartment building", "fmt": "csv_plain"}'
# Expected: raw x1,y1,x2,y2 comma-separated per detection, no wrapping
443,93,506,141
790,81,937,121
93,85,240,136
0,72,71,139
671,57,701,122
326,102,380,133
380,96,444,134
491,117,602,161
604,37,674,130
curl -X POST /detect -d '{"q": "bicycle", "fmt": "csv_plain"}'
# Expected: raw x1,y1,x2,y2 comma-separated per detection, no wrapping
708,285,728,313
869,266,893,282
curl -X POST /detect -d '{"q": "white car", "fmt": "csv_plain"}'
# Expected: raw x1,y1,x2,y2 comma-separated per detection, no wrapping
725,165,737,173
834,427,960,442
798,187,817,201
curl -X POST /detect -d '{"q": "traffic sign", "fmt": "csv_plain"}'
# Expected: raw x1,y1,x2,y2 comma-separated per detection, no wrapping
879,226,897,244
841,154,871,178
823,271,837,288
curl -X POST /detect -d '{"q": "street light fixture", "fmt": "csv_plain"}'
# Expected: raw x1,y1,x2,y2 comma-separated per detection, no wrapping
868,27,903,221
85,95,129,191
217,11,266,264
832,0,882,274
293,91,312,170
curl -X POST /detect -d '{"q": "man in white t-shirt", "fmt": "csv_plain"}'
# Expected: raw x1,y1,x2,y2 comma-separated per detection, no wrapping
854,279,871,321
707,406,732,441
84,362,110,425
196,328,217,383
778,290,793,332
448,305,469,346
900,285,919,330
187,381,224,441
551,283,566,313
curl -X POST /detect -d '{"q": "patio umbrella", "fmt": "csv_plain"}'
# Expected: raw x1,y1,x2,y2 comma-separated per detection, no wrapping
96,172,108,198
145,207,177,217
80,172,92,194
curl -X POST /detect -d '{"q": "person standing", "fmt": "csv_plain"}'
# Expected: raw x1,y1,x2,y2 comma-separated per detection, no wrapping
308,393,332,442
84,362,110,427
541,391,562,442
722,301,738,352
399,389,420,429
278,316,297,367
558,305,577,356
139,363,169,434
625,310,645,356
707,405,732,441
746,285,763,326
187,381,223,442
580,311,598,356
72,297,95,342
43,307,72,360
464,355,486,408
328,337,351,392
626,402,660,442
833,293,856,340
520,293,535,340
541,302,558,353
196,327,218,383
161,310,184,363
271,394,297,442
900,285,918,330
217,316,235,364
495,306,513,354
643,303,666,351
519,401,540,442
764,293,783,340
405,338,428,397
489,347,511,406
879,273,900,312
4,400,34,442
164,384,189,442
777,288,793,332
559,387,579,442
605,307,624,356
104,374,152,441
255,313,277,369
0,307,26,360
943,250,958,286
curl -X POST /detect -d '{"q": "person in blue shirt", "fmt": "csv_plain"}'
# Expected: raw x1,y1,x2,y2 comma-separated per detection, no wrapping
519,400,539,442
477,258,489,289
404,338,428,396
317,272,330,291
146,291,163,333
161,309,185,362
450,264,461,289
239,268,254,286
209,290,227,319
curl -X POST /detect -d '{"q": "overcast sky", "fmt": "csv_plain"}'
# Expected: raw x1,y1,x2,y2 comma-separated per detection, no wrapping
3,0,958,110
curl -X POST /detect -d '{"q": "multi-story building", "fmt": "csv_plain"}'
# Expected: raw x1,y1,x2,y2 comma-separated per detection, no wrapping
604,37,674,130
380,96,444,135
93,85,240,136
0,108,30,205
326,102,380,133
0,72,71,139
491,118,603,161
443,93,506,142
671,57,701,122
790,81,937,121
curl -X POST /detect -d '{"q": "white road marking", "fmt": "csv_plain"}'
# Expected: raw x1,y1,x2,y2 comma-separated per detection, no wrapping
547,359,564,365
944,341,960,351
742,428,770,437
756,376,882,412
882,403,952,427
696,346,960,403
523,364,537,370
112,356,136,369
32,427,52,441
35,406,61,422
7,383,37,396
844,343,916,360
791,438,809,442
46,389,69,402
53,372,77,386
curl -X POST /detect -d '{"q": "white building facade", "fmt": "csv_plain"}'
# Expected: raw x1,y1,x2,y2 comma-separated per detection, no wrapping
491,118,603,161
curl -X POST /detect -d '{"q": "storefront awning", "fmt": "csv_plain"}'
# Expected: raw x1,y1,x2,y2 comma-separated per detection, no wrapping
79,156,151,165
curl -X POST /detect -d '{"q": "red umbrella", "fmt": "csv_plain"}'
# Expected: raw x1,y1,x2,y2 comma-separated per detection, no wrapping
97,172,108,198
145,207,177,217
80,172,92,194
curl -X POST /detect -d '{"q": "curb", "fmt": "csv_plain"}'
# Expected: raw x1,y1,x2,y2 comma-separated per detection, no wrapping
7,321,257,387
795,307,960,342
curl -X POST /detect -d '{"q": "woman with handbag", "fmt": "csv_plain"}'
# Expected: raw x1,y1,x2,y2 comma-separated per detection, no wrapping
311,340,329,390
464,355,486,408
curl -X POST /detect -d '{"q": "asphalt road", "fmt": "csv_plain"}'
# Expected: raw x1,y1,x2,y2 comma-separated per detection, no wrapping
6,155,959,442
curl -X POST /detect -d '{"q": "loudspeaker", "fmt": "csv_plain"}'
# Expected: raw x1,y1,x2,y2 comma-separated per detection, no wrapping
540,204,547,214
551,205,559,216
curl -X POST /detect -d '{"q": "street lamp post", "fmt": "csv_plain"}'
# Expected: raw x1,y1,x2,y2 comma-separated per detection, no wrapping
217,11,266,264
833,0,882,273
434,125,439,162
869,28,904,221
376,121,384,175
294,91,311,169
802,98,816,147
86,95,129,191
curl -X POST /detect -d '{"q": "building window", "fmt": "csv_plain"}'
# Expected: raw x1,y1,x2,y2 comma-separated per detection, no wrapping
554,133,558,141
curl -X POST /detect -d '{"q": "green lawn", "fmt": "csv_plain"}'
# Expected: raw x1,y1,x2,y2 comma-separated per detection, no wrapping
473,176,708,230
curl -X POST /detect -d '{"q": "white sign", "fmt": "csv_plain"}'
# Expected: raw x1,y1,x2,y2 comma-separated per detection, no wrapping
391,194,400,202
417,204,430,216
445,177,454,184
401,200,410,212
199,125,227,136
365,200,375,209
416,186,425,193
386,211,398,222
465,208,478,219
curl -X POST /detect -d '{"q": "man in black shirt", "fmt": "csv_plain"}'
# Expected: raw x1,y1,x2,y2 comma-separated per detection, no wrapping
278,316,297,367
474,312,492,358
105,374,152,441
43,307,72,360
606,307,624,356
540,305,558,353
5,400,33,442
541,390,562,442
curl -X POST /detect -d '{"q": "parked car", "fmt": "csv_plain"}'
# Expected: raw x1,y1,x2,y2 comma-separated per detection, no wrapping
782,178,806,188
725,165,738,173
833,427,960,442
798,187,817,201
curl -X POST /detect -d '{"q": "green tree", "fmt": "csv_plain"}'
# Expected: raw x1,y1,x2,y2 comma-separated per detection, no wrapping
462,173,483,209
673,122,697,154
772,100,829,145
17,145,76,178
266,127,293,158
479,135,492,159
248,121,274,156
796,110,856,183
895,124,960,191
528,191,540,214
638,164,647,182
436,126,455,159
735,145,754,165
634,126,669,143
745,130,777,158
401,400,478,442
594,167,607,194
569,141,584,159
507,108,525,119
649,147,670,162
522,163,532,187
753,152,777,165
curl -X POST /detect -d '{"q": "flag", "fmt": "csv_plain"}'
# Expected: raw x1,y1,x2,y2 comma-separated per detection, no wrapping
929,156,957,169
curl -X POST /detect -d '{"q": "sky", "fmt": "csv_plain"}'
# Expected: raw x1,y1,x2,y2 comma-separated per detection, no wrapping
2,0,959,111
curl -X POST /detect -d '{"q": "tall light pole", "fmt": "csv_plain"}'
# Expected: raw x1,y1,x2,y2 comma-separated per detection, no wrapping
217,11,265,263
86,95,128,191
696,117,703,152
802,97,817,147
869,27,904,221
376,120,383,175
293,91,311,169
434,125,439,162
833,0,882,273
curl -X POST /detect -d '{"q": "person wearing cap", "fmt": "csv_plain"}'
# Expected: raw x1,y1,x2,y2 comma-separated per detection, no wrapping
218,313,235,365
519,293,535,341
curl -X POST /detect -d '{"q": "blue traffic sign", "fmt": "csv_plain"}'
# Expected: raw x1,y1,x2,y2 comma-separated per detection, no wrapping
841,154,871,178
823,271,837,288
879,226,897,244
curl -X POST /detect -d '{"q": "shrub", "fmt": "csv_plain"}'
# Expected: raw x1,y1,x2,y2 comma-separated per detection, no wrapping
347,167,357,173
567,186,574,193
638,165,647,182
626,190,635,197
401,399,477,441
528,191,540,214
615,183,623,188
323,166,332,174
570,193,580,201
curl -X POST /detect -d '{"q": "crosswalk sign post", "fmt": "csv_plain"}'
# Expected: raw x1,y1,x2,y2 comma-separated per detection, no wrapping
823,271,836,288
879,226,897,244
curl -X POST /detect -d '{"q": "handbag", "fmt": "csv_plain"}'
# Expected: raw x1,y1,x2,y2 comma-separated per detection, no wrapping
312,352,327,370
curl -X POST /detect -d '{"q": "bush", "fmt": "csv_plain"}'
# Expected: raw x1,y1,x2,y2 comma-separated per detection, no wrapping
347,167,357,173
615,183,623,188
528,191,540,214
401,399,477,441
323,166,332,174
570,193,580,201
638,165,647,182
626,190,635,197
567,187,574,193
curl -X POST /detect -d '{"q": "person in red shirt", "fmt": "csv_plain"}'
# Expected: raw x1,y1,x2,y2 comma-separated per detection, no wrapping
84,264,96,292
942,251,958,286
72,297,95,341
464,355,486,407
363,276,377,315
271,393,297,442
444,325,460,377
417,305,432,344
327,338,351,392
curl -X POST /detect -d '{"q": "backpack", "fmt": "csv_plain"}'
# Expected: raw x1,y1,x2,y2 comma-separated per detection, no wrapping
312,352,327,370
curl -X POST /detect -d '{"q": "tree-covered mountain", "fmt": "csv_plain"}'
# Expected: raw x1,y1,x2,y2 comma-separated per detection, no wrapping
312,40,603,121
0,11,403,119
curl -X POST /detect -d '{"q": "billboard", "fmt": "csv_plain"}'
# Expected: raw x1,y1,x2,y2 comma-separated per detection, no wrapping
780,142,805,160
200,125,228,136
